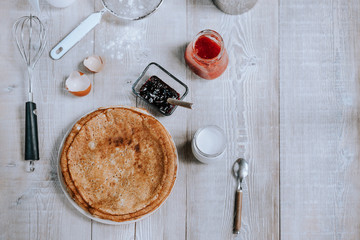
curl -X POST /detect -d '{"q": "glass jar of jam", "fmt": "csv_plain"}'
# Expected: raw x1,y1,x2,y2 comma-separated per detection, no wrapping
184,29,229,80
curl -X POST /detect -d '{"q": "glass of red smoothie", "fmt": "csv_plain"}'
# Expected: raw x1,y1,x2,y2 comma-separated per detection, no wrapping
184,29,228,80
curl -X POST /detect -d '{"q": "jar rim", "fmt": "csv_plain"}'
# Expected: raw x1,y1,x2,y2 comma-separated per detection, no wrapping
191,29,225,63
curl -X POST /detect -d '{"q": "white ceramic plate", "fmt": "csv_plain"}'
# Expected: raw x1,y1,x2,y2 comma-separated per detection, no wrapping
57,106,178,225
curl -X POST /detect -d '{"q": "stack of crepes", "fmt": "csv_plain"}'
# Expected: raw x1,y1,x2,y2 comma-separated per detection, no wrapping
60,107,177,222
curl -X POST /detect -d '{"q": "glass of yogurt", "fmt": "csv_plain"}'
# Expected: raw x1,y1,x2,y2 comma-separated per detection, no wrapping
191,125,226,163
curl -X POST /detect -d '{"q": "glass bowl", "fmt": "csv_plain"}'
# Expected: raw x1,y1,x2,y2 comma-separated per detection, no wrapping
132,62,189,116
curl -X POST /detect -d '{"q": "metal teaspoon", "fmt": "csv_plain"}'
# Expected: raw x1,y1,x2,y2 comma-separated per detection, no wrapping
232,158,249,234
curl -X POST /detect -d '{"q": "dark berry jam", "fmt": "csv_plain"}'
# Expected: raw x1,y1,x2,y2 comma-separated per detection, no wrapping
139,75,180,114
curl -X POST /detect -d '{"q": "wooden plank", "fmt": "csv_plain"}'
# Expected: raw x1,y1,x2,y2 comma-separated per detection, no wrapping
131,1,188,240
280,0,360,239
0,0,95,239
89,0,146,239
7,0,360,239
185,0,279,239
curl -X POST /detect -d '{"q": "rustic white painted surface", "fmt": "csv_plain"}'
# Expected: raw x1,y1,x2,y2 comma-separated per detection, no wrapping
0,0,359,239
280,1,360,239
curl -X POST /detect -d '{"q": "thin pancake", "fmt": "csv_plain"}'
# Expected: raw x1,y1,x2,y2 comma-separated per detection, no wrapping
60,107,177,222
60,110,104,210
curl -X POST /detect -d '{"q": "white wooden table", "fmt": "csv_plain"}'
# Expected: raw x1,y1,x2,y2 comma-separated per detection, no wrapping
1,0,360,239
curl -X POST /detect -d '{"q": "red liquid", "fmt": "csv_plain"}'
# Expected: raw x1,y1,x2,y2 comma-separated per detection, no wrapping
184,30,228,80
194,36,221,59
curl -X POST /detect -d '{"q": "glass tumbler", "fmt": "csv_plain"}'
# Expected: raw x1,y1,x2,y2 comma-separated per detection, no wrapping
184,29,229,80
191,125,227,164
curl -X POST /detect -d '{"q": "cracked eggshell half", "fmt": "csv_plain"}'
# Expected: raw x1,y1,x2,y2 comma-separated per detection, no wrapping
83,55,104,73
65,71,91,97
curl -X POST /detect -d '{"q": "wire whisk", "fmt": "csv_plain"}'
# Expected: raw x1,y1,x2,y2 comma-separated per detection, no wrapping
13,15,46,101
13,15,46,172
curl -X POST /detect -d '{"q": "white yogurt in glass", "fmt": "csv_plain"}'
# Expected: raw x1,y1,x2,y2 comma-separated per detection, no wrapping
191,125,226,163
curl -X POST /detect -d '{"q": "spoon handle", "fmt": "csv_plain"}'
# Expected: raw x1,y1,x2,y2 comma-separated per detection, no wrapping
167,98,193,109
50,10,105,60
233,189,243,234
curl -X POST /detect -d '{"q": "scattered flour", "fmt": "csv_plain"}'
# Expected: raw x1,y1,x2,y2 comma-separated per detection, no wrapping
100,26,145,60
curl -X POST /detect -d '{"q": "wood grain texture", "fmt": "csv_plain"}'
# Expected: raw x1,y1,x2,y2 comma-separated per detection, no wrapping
133,0,188,239
234,190,243,233
2,0,360,239
185,1,279,240
1,0,94,239
280,0,360,239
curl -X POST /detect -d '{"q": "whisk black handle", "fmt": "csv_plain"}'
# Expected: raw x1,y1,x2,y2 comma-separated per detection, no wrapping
25,101,39,160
